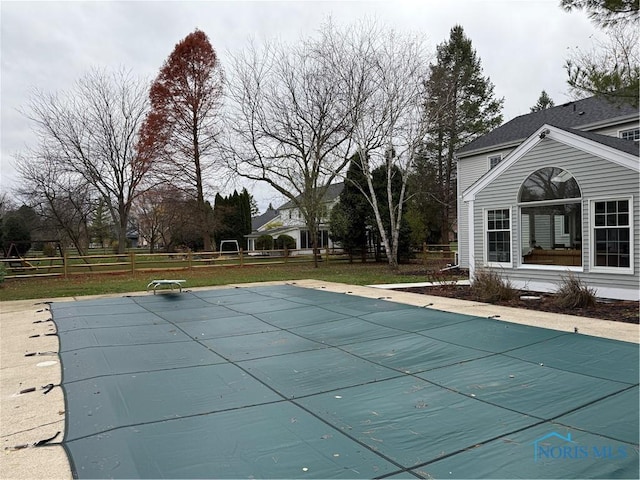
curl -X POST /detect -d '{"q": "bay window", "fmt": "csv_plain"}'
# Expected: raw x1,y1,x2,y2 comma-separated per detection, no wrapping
300,229,329,249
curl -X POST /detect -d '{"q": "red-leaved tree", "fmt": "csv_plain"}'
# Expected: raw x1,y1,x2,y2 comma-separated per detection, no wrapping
139,29,223,251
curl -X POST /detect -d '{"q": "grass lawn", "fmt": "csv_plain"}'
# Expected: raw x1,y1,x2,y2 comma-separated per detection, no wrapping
0,261,439,301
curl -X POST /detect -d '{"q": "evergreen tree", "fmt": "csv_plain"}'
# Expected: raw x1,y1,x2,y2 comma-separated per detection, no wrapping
213,189,254,249
248,192,260,216
406,146,444,245
530,90,556,112
417,25,503,243
561,0,639,27
90,200,113,248
1,206,36,256
329,153,371,262
239,188,253,242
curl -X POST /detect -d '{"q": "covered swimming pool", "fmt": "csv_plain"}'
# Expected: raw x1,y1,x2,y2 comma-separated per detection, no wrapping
51,284,639,478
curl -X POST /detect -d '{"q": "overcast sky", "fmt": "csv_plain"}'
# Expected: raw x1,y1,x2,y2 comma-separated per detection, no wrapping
0,0,603,211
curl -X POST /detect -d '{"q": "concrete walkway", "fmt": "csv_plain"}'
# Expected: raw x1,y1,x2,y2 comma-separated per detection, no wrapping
1,280,638,479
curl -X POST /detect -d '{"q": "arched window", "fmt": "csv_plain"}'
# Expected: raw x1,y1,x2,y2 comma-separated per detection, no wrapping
519,167,582,267
519,167,581,202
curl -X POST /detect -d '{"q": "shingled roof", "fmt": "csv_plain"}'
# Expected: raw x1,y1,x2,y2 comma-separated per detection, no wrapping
277,182,345,210
457,95,638,157
251,206,280,230
558,126,640,156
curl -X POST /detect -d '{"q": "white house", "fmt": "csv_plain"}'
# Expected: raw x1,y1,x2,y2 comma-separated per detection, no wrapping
456,95,639,300
245,183,344,254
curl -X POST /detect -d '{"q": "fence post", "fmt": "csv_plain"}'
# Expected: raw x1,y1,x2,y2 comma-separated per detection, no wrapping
239,248,244,266
325,248,329,263
188,251,193,270
130,251,135,274
63,251,68,278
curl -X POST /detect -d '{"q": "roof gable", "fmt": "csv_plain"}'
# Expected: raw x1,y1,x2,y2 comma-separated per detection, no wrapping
457,95,638,157
278,182,345,210
462,124,640,202
251,208,280,230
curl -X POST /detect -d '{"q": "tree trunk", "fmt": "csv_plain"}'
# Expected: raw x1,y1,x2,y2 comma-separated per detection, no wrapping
311,222,319,268
366,174,398,271
116,201,128,254
193,122,213,252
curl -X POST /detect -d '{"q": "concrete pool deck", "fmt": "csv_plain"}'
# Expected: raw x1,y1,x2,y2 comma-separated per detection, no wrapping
1,279,638,479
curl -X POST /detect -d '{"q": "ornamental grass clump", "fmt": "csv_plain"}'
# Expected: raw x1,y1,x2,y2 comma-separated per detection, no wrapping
470,269,516,303
554,273,596,309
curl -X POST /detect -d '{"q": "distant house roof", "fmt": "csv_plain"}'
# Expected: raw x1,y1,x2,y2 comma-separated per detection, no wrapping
245,226,295,239
251,207,279,231
457,95,639,157
278,182,345,210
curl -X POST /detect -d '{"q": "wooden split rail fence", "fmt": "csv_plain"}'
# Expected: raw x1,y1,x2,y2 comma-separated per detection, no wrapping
1,245,457,280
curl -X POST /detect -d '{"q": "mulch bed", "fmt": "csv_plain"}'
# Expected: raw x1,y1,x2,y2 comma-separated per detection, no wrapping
396,284,639,324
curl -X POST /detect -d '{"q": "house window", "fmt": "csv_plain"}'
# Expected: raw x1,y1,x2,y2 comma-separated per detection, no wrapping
519,167,582,267
486,209,511,264
489,155,502,169
592,199,632,270
620,128,640,141
300,229,329,249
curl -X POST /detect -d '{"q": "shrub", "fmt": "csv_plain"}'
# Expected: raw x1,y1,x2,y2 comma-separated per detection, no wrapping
274,234,296,250
255,234,273,250
554,273,596,309
470,268,516,303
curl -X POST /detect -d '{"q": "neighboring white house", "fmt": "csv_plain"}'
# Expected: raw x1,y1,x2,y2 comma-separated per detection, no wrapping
245,183,344,254
456,95,639,300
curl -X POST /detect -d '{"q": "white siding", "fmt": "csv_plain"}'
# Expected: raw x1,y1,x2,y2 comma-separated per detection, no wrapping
471,139,639,300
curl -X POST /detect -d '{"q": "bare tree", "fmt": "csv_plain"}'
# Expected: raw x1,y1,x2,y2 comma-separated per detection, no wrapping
325,22,431,269
24,68,151,253
15,148,93,255
224,34,354,266
132,185,204,252
0,192,15,217
132,188,165,253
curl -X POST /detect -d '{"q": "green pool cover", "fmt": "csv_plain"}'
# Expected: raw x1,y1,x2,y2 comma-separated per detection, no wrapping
51,285,639,479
